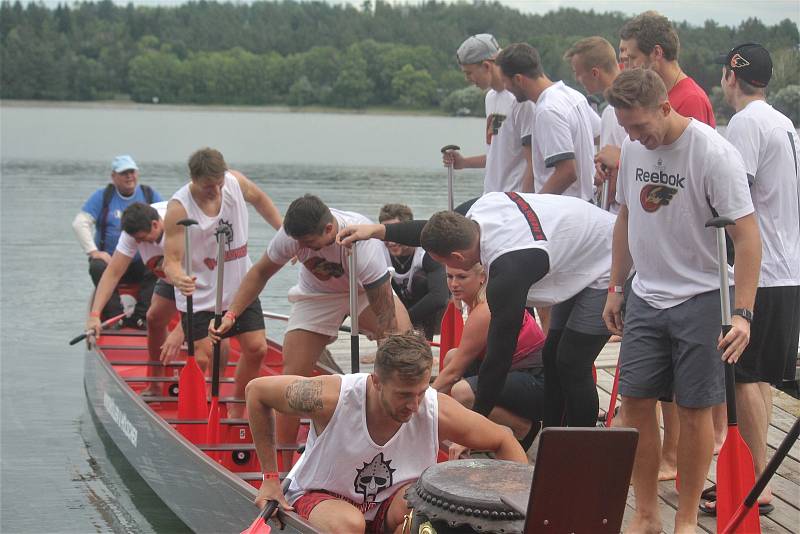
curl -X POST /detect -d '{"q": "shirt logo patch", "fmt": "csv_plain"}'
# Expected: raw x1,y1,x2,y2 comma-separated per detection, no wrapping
303,256,344,281
485,113,507,144
639,184,678,213
354,452,395,504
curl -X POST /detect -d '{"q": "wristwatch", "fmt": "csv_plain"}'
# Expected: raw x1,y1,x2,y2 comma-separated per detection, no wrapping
732,308,753,323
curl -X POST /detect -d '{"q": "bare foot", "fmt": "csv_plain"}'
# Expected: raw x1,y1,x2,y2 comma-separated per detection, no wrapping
624,513,662,534
609,335,622,343
360,352,376,364
227,403,245,420
674,522,698,534
658,462,677,481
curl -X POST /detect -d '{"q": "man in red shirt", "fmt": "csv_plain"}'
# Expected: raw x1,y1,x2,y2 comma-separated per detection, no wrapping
598,10,722,483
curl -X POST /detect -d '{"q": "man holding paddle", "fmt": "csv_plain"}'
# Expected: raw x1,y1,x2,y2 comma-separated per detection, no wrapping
713,42,800,517
211,194,411,459
163,148,283,418
246,331,527,533
601,68,762,534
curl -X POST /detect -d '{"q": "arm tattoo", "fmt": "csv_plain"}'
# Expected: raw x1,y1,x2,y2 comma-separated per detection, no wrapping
285,379,324,413
366,282,397,338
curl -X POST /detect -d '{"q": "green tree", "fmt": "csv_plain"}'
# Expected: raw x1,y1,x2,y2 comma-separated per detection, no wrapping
391,64,437,108
128,50,184,103
770,85,800,126
440,85,485,116
288,75,316,106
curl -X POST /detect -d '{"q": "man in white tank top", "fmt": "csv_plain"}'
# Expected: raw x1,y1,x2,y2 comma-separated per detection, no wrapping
163,148,283,418
211,194,412,464
86,201,183,397
246,332,527,533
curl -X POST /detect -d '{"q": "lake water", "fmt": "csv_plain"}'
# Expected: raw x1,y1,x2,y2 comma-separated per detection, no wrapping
0,101,486,533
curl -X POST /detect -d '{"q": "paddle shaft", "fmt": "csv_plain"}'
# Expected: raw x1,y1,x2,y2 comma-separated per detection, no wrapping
211,221,229,398
721,416,800,534
178,219,199,359
69,312,127,345
711,222,738,423
348,243,359,373
440,144,460,211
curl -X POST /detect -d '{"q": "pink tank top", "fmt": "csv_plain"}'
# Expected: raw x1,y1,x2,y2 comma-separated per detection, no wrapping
479,309,545,368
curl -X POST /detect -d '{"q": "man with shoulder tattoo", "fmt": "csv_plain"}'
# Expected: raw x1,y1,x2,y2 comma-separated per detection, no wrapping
246,332,527,534
211,194,412,458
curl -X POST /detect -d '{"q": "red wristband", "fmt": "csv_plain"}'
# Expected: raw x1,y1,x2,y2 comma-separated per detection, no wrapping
608,285,624,294
90,311,101,318
224,311,236,322
262,471,279,481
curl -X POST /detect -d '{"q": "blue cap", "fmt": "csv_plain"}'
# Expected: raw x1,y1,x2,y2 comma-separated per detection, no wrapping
111,155,138,173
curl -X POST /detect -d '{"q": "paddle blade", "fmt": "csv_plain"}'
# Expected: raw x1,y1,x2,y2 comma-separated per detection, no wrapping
207,397,221,462
240,501,279,534
716,426,760,533
177,356,208,443
438,301,464,371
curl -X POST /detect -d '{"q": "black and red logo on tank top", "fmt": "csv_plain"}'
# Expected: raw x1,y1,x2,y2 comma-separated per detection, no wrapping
506,192,547,241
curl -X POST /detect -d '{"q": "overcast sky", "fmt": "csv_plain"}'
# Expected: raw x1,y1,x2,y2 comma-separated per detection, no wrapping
54,0,800,28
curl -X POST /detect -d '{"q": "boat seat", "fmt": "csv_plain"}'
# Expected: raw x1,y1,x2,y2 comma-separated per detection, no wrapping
142,396,245,404
110,359,237,367
165,417,311,426
238,471,290,482
198,443,303,452
123,376,235,383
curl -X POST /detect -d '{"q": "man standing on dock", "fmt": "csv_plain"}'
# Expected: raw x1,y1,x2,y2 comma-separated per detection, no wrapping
602,68,761,534
164,147,283,418
246,331,527,532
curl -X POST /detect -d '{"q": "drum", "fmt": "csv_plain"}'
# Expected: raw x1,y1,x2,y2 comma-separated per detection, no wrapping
405,459,533,533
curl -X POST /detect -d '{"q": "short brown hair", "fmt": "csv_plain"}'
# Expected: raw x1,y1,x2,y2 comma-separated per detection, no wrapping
379,203,413,223
374,331,432,382
619,11,680,61
283,194,333,238
605,68,668,110
563,36,619,74
724,67,765,96
121,202,158,235
420,211,478,256
495,43,544,79
188,148,227,181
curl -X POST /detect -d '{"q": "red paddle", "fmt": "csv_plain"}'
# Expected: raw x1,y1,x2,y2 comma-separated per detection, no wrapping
207,220,232,460
176,218,208,443
706,216,760,533
240,500,278,534
605,364,620,427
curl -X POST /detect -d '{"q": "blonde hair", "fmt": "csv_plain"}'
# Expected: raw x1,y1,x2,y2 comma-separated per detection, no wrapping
563,36,618,74
605,68,667,110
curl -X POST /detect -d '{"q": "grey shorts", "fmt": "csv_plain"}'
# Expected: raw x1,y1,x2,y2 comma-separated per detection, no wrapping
550,286,610,335
619,290,727,408
153,279,175,301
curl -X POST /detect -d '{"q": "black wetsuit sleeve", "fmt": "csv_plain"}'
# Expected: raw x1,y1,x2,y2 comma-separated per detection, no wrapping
383,220,427,247
473,248,550,416
407,254,449,323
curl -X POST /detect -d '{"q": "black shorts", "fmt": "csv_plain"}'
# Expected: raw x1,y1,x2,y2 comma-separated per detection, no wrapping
153,279,175,301
735,285,800,385
465,367,544,422
180,298,265,342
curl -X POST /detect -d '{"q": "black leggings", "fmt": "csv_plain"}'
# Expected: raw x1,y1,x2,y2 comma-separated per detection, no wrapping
542,328,609,427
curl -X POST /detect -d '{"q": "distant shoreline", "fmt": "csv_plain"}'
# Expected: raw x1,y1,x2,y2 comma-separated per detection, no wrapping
0,99,454,118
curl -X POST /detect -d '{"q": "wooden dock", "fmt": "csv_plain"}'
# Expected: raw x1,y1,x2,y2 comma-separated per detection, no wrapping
324,330,800,533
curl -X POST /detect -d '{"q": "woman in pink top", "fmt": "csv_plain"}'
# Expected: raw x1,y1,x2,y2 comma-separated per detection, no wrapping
432,263,545,451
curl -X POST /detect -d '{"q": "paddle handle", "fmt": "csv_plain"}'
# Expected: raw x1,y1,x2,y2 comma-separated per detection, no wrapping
69,312,127,345
259,500,279,523
440,144,460,211
721,416,800,534
348,243,359,373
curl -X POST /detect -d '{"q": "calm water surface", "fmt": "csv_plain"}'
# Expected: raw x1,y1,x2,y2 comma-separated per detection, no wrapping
0,102,485,532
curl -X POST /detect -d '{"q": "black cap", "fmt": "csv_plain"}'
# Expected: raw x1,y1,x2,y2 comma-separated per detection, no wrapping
715,43,772,87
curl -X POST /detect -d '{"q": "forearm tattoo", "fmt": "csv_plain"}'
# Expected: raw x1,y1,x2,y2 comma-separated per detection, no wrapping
285,379,323,413
367,283,397,338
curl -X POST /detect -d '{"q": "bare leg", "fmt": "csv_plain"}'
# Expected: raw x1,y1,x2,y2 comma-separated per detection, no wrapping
228,329,268,419
384,484,415,534
712,403,727,454
621,396,663,534
674,404,714,534
659,400,679,481
277,329,331,466
307,499,367,533
736,382,773,503
143,294,175,396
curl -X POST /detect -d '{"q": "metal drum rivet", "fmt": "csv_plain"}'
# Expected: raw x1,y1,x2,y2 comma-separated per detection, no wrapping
602,519,608,525
491,511,499,518
457,506,464,514
543,520,549,525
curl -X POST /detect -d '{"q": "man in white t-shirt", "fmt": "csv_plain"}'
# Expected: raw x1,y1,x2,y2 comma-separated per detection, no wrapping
247,332,527,532
495,42,600,201
601,69,762,534
85,201,183,397
442,34,535,197
714,42,800,516
211,194,412,457
563,36,628,212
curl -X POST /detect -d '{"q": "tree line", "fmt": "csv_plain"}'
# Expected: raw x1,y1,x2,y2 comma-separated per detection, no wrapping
1,1,798,123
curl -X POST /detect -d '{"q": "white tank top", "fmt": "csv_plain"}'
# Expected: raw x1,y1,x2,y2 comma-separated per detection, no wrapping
468,192,614,306
391,247,425,301
285,374,439,520
170,172,252,312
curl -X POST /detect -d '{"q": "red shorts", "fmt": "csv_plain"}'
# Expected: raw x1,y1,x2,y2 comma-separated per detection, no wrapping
292,488,401,534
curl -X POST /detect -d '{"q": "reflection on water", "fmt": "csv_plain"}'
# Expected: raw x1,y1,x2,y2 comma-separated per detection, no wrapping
0,103,484,532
